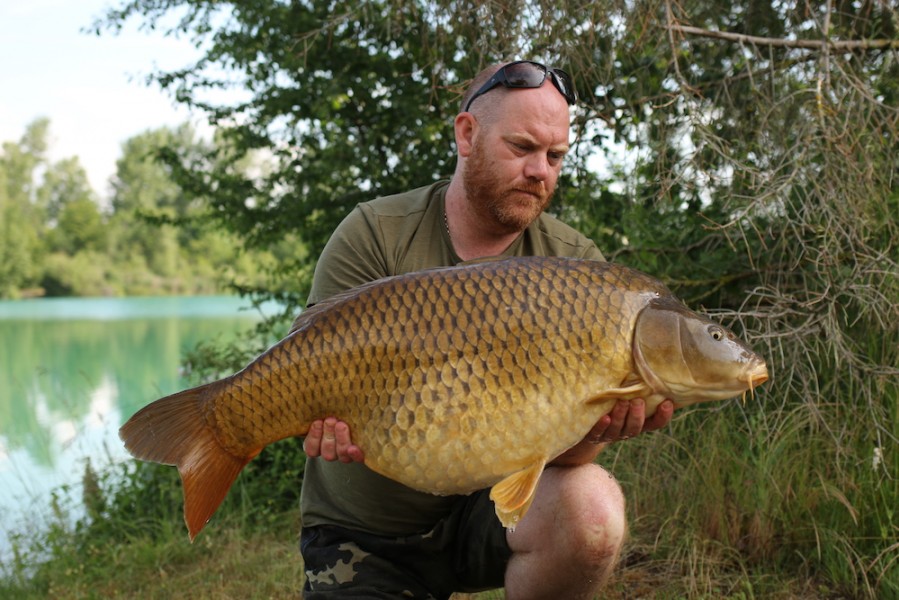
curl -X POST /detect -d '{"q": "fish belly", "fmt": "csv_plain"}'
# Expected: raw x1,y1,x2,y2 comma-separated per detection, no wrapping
358,384,618,495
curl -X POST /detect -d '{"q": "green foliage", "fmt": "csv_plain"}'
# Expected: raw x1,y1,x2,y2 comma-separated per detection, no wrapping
36,157,95,225
0,121,48,297
49,197,108,255
610,372,899,598
40,251,116,296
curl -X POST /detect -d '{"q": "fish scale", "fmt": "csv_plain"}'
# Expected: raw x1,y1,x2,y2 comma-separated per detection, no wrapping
119,256,768,540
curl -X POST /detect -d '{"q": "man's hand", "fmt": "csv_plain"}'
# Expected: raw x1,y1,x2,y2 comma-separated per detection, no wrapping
303,417,365,463
585,398,674,444
551,398,675,466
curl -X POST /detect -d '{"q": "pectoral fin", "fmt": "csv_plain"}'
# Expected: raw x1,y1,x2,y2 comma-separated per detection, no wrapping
586,382,652,404
489,459,546,529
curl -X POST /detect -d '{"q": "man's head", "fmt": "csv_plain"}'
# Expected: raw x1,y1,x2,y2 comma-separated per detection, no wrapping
454,60,574,234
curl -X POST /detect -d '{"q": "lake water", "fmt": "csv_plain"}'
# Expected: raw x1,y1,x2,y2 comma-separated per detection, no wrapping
0,296,280,560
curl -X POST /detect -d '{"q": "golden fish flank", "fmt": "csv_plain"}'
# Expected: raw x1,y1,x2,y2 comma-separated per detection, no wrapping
119,256,769,540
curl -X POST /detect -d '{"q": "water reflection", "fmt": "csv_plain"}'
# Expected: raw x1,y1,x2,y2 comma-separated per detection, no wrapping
0,296,273,556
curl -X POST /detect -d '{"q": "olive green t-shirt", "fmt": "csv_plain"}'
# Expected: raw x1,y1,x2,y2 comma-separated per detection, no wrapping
301,180,604,535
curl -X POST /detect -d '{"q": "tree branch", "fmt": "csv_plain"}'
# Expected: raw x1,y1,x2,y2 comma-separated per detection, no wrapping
668,24,899,50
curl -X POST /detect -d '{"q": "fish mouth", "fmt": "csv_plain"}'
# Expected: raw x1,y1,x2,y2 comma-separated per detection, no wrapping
747,363,769,387
740,362,769,402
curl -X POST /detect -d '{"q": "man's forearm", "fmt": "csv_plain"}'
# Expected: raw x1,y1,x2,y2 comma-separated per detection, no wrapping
549,439,607,467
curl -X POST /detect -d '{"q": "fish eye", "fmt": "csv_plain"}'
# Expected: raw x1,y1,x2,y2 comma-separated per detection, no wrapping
708,326,724,341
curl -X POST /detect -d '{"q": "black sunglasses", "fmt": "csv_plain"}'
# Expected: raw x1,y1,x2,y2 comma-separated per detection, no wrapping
464,60,577,112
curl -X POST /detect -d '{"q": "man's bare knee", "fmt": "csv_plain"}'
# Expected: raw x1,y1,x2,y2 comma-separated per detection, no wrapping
555,464,627,568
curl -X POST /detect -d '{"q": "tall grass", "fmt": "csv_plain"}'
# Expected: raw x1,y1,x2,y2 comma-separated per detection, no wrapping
608,376,898,599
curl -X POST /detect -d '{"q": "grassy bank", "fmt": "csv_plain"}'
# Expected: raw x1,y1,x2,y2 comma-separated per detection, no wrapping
4,517,304,599
0,450,304,599
0,500,848,600
0,516,840,600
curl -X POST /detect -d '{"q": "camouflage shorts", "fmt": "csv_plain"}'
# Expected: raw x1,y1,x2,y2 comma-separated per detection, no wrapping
300,489,511,599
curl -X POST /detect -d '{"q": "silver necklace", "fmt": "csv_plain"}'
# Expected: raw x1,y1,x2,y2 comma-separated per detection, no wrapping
444,211,451,239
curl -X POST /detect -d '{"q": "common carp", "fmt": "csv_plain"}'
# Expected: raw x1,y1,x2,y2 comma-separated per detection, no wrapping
120,256,768,540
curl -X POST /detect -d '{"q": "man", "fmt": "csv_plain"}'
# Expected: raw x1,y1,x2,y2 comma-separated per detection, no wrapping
299,60,675,599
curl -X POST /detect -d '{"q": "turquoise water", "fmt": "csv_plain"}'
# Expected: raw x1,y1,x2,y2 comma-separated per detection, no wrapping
0,295,277,320
0,296,281,559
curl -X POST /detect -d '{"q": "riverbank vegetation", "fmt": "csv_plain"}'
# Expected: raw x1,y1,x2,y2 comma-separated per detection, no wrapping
2,0,897,598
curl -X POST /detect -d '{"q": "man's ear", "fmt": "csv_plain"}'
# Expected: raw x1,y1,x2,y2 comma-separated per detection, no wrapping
454,112,477,158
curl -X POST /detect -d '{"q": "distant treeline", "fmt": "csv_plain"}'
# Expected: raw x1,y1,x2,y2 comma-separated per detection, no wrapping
0,119,303,299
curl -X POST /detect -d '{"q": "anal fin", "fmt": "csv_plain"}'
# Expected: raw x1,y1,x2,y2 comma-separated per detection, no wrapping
489,459,546,529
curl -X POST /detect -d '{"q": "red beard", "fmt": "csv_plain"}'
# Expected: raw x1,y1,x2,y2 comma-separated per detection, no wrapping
462,138,554,234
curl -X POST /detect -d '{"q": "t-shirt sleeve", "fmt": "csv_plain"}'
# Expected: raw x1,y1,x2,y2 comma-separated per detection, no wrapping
306,206,389,306
579,242,605,261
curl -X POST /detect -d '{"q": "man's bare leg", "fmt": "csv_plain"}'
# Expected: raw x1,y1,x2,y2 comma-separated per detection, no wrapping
504,463,627,599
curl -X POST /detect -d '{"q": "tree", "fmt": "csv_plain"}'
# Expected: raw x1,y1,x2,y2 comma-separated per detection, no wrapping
107,123,301,295
40,158,107,255
1,120,116,296
0,120,50,296
93,1,492,303
36,156,96,224
109,125,205,282
51,197,107,255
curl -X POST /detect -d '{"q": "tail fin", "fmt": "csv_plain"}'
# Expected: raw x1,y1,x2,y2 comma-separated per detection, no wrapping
119,383,257,541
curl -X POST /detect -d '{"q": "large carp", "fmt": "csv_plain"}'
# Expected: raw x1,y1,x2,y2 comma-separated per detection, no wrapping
120,257,768,540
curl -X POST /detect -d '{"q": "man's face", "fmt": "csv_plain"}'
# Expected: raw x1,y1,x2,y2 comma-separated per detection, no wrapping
462,83,571,234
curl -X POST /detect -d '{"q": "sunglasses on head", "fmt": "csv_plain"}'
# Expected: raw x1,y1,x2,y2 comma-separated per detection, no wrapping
464,60,577,113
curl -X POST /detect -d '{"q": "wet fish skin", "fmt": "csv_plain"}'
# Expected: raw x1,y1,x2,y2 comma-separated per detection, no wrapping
119,256,768,540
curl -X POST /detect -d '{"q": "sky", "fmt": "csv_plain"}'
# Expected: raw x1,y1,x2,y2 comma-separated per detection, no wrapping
0,0,205,199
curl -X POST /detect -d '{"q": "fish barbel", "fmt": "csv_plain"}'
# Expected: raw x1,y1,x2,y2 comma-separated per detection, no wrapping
120,257,768,540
